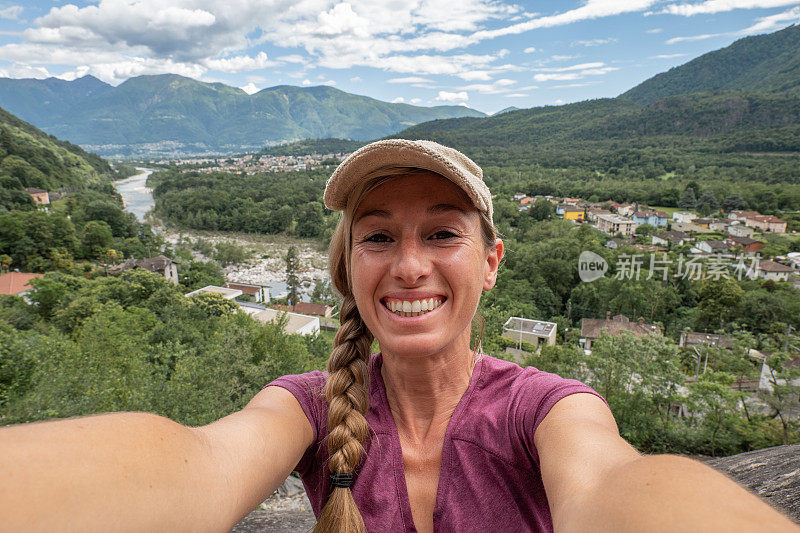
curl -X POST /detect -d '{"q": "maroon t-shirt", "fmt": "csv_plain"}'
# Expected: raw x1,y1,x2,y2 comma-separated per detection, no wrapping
268,353,603,532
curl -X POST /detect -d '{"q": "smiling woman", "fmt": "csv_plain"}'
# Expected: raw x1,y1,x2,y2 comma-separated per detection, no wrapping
0,140,798,533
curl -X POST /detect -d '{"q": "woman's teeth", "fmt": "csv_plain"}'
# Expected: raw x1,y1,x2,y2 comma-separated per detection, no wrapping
385,298,444,317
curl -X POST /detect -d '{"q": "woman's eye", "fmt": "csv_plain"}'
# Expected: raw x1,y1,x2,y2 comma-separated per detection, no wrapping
430,230,457,240
365,233,392,243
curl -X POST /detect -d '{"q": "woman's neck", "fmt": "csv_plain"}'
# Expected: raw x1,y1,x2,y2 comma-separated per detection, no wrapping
380,342,478,445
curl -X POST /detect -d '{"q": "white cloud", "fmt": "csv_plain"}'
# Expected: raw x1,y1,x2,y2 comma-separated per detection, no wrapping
505,93,529,97
436,90,469,103
651,53,687,58
204,52,277,73
658,0,800,16
469,0,659,41
301,78,312,86
533,62,617,82
388,76,434,84
665,32,724,43
572,37,618,46
549,54,577,61
410,97,422,104
276,55,305,64
0,62,50,79
391,96,404,103
321,79,336,86
240,82,259,94
524,46,537,53
646,28,663,33
740,5,800,33
0,5,22,20
555,98,564,104
460,78,516,94
350,76,362,82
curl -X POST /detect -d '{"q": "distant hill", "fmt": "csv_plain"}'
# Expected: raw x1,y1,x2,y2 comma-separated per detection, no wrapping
0,105,120,210
0,74,485,156
493,106,521,115
622,24,800,104
260,138,366,157
390,91,800,171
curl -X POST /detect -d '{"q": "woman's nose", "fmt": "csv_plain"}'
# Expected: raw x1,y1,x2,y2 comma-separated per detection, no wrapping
391,237,431,285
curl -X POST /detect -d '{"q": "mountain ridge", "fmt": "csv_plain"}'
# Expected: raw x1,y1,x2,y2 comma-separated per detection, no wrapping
0,74,485,156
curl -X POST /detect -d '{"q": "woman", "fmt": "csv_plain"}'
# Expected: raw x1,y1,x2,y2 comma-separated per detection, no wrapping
0,140,796,533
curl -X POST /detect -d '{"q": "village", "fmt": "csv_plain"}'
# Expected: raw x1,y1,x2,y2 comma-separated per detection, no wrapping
160,151,346,175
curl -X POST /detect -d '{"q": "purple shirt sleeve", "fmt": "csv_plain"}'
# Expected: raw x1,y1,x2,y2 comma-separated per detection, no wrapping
266,370,328,475
512,366,606,467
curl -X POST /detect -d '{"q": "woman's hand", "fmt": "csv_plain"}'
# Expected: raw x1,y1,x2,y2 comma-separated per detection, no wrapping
535,393,799,532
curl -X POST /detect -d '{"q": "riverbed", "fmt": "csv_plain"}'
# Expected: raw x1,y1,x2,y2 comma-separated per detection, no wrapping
114,168,327,300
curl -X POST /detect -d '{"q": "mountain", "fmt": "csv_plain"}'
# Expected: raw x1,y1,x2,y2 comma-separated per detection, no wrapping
622,24,800,104
493,106,521,115
0,105,121,211
0,74,485,156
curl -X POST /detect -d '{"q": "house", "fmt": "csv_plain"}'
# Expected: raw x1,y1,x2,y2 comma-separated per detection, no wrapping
563,206,585,221
753,260,795,282
513,193,526,201
633,211,669,227
0,272,43,297
251,308,320,336
758,356,800,392
185,285,242,299
727,224,755,238
709,219,732,232
725,236,764,255
679,332,734,349
692,240,728,254
110,255,179,284
672,212,697,224
24,188,50,206
605,237,634,249
595,213,637,236
563,197,581,205
617,204,636,217
293,302,334,317
652,230,690,247
224,282,269,302
692,218,714,229
746,215,787,234
729,210,761,222
579,312,662,351
520,196,535,206
586,208,612,222
632,244,667,252
672,221,713,234
502,317,557,351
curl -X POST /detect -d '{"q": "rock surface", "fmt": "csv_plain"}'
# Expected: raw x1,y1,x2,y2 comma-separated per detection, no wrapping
706,444,800,523
232,445,800,531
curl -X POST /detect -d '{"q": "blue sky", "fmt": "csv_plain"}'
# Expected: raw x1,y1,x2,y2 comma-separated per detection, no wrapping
0,1,799,114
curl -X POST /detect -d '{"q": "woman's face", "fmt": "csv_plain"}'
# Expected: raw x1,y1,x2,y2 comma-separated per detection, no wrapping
349,172,502,360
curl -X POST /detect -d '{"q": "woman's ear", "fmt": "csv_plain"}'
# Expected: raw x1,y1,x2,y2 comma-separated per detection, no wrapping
483,238,504,290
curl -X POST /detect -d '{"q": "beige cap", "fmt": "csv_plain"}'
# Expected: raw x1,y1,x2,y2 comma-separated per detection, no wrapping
323,139,493,220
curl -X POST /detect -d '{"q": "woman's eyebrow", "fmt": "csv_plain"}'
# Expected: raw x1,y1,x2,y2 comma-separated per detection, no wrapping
354,208,391,224
428,203,468,215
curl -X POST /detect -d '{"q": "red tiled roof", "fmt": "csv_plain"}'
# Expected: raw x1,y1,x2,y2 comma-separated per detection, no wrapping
0,272,43,295
758,260,794,273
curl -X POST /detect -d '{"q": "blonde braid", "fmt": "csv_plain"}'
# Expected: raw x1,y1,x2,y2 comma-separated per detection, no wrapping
314,210,374,533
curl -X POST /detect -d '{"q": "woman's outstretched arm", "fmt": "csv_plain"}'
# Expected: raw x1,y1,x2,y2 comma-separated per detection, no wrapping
0,386,313,533
535,393,799,532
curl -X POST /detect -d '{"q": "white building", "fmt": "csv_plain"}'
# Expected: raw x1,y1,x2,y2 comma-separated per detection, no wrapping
252,308,320,336
672,212,697,224
185,285,242,299
502,317,557,351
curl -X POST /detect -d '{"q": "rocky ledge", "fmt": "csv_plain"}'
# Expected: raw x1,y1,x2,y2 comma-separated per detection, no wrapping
232,445,800,531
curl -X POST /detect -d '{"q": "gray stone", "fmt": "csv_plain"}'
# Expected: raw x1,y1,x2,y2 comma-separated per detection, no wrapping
706,444,800,523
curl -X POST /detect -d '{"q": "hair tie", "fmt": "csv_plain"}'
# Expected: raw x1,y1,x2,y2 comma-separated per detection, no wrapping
330,472,354,489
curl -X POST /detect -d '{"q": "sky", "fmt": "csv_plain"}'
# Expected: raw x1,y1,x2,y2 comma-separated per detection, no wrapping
0,1,799,115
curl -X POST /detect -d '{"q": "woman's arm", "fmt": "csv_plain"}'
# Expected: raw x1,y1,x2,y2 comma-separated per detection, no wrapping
534,393,798,532
0,386,313,533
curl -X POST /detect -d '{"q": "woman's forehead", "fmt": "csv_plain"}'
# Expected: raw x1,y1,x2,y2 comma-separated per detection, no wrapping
354,172,474,214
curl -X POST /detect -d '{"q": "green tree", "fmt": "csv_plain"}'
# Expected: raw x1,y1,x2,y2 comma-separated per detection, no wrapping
296,201,325,238
80,220,113,259
678,187,697,210
696,278,744,330
530,198,554,221
285,246,301,306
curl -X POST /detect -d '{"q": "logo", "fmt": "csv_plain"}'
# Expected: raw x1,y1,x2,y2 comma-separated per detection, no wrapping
578,251,608,282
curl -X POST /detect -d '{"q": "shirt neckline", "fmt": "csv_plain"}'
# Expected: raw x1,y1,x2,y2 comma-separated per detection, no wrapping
371,352,486,532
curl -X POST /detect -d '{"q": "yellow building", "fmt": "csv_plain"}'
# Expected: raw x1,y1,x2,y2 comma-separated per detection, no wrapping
563,206,585,221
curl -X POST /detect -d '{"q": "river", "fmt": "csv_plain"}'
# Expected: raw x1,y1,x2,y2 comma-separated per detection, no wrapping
115,168,154,222
114,167,322,302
